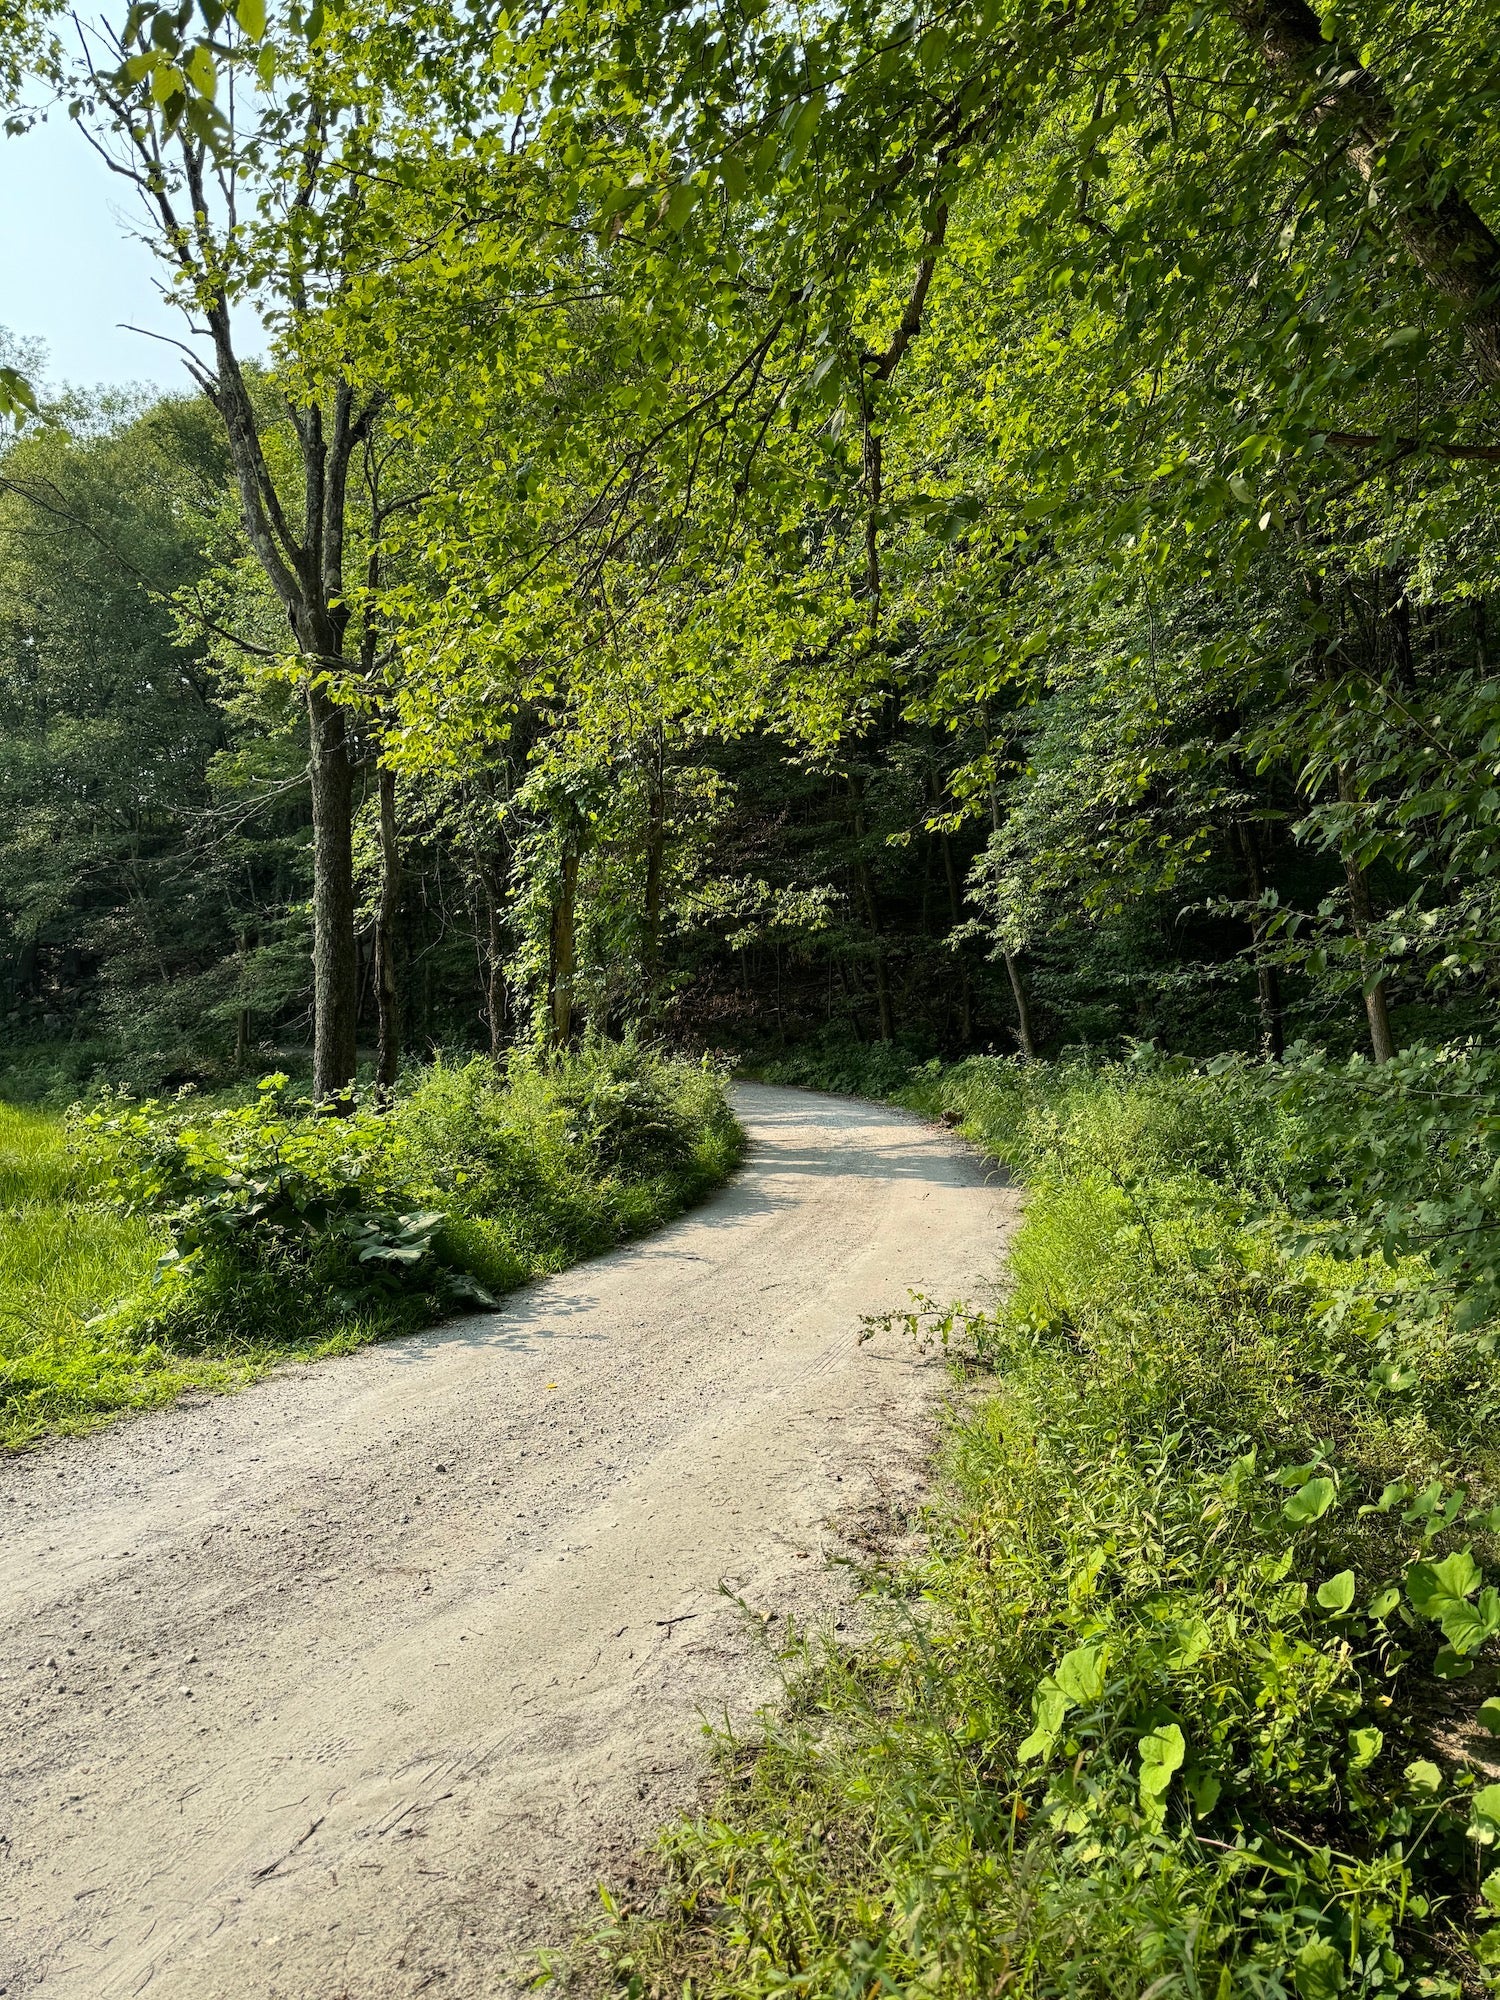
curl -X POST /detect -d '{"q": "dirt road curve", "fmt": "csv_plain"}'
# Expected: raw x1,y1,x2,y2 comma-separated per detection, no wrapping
0,1085,1017,2000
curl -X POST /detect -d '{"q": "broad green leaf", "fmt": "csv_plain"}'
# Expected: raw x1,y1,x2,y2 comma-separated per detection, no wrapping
1052,1641,1106,1705
1404,1759,1442,1795
1293,1939,1344,1999
1284,1477,1336,1523
1157,1614,1212,1668
1138,1722,1186,1800
233,0,265,37
1479,1697,1500,1736
1436,1586,1500,1656
1185,1769,1221,1815
1406,1550,1482,1616
184,43,216,99
1434,1645,1475,1680
1348,1726,1382,1770
1316,1571,1355,1614
1474,1784,1500,1845
1016,1685,1067,1764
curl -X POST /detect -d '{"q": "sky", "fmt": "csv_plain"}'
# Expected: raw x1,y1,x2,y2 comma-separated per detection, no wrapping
0,107,254,398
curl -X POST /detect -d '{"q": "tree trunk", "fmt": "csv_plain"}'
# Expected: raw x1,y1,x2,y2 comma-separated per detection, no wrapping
981,762,1035,1059
1001,951,1037,1060
644,754,665,985
306,680,359,1100
481,866,507,1059
1235,821,1285,1059
847,777,894,1042
937,805,974,1046
1231,0,1500,385
374,764,402,1090
550,847,580,1047
1337,767,1397,1063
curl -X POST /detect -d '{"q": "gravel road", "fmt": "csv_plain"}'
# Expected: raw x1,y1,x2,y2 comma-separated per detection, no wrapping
0,1083,1018,2000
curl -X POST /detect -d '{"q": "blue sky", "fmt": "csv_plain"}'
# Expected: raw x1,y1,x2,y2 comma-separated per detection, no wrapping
1,108,225,396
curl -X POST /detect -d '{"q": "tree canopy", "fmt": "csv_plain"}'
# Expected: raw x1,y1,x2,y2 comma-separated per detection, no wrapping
4,0,1499,1088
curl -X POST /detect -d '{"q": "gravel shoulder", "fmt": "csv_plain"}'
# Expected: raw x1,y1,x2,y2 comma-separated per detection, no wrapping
0,1083,1019,2000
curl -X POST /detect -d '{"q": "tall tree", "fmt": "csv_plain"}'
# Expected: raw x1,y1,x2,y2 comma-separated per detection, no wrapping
74,6,417,1094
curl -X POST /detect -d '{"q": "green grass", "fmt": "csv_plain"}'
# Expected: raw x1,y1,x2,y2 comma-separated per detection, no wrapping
0,1101,249,1447
567,1053,1500,1999
2,1042,742,1452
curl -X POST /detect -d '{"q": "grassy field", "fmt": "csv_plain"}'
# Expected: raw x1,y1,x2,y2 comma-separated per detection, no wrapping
0,1102,245,1448
576,1052,1500,1999
2,1044,741,1453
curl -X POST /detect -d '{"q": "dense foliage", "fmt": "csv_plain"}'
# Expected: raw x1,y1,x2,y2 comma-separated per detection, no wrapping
578,1055,1500,1997
0,1041,737,1447
7,0,1500,1083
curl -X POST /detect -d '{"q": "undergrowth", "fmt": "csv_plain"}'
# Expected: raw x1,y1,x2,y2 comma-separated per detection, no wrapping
2,1037,739,1449
571,1049,1500,1999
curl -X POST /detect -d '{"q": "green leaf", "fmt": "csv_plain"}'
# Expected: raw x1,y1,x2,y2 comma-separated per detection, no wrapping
1478,1697,1500,1736
1372,1359,1417,1391
1316,1571,1355,1614
1474,1784,1500,1845
1185,1769,1221,1815
233,0,265,36
0,364,37,422
1138,1722,1186,1800
1348,1726,1382,1770
1404,1758,1442,1795
184,42,216,98
1406,1549,1482,1616
1480,1871,1500,1914
1053,1641,1107,1705
1284,1476,1336,1523
1294,1939,1344,1999
1367,1586,1400,1619
1434,1645,1475,1680
1017,1685,1067,1764
1436,1586,1500,1656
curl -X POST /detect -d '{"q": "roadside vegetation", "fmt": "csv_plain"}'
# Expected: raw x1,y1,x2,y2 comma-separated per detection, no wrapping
1,1041,738,1451
5,0,1500,1986
579,1050,1500,1998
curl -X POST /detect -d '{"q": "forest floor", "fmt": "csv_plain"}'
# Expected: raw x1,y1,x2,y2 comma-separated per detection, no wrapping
0,1082,1018,2000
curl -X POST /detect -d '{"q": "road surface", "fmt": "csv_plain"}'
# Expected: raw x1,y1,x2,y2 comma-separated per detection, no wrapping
0,1083,1017,1999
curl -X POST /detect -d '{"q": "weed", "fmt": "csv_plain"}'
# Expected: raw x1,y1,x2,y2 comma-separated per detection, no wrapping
2,1038,740,1449
573,1052,1500,1998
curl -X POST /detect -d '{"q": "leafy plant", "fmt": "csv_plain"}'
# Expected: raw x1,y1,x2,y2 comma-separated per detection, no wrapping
576,1053,1500,1998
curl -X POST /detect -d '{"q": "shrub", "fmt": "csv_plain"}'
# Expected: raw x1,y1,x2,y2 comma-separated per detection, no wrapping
46,1039,740,1405
583,1050,1500,1998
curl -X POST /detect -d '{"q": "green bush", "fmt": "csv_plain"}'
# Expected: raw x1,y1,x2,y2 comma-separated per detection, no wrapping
583,1051,1500,1999
3,1039,739,1446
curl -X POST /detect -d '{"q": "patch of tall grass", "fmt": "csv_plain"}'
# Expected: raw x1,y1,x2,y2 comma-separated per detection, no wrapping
3,1039,741,1450
577,1053,1500,1999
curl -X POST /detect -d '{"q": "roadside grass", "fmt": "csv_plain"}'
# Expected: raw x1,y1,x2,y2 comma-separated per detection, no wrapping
567,1051,1500,1999
2,1040,741,1452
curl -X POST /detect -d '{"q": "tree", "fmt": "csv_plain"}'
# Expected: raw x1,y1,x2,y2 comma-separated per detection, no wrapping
72,3,430,1095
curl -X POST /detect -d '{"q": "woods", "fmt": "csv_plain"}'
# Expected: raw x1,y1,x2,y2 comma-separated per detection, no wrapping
3,0,1499,1087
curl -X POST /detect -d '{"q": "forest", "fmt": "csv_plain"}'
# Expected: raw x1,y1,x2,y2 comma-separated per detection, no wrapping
3,0,1500,1992
6,0,1498,1093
